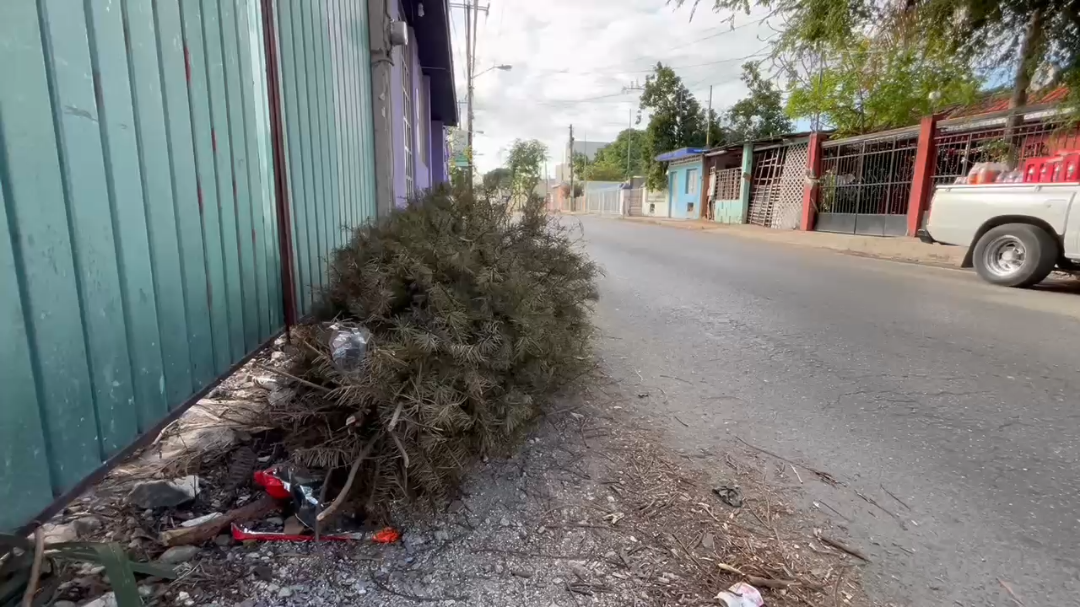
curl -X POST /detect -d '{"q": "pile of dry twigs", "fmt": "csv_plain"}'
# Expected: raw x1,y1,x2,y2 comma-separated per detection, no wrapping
263,186,600,517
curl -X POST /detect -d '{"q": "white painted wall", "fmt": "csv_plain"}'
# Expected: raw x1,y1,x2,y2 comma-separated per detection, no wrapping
642,189,669,217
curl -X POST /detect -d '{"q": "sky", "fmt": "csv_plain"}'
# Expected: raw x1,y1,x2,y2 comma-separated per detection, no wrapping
447,0,777,175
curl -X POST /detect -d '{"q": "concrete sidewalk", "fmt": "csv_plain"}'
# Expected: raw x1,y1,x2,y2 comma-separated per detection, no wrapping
621,216,967,268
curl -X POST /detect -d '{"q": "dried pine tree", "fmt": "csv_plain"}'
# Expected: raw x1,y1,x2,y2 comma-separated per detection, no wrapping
266,186,599,510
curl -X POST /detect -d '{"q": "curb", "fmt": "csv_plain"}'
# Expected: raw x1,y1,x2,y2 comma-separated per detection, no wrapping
616,216,968,269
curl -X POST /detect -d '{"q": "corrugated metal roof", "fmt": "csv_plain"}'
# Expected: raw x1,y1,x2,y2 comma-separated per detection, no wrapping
943,87,1069,119
655,147,706,162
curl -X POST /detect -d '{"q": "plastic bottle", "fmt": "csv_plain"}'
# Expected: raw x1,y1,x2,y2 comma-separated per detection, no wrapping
715,582,764,607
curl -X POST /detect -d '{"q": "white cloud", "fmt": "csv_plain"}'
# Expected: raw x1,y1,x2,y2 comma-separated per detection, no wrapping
448,0,777,174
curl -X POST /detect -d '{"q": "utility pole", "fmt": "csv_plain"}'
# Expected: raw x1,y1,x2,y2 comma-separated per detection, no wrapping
464,0,473,189
706,85,714,148
568,124,575,212
622,81,645,182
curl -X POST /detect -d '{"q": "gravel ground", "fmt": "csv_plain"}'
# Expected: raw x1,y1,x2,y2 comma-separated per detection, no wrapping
43,345,870,607
156,369,862,607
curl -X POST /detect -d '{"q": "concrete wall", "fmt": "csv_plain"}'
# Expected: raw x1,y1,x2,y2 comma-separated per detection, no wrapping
642,189,669,217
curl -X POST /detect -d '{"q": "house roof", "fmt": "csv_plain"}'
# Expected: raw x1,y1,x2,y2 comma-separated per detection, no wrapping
403,0,458,125
654,147,706,162
942,86,1068,120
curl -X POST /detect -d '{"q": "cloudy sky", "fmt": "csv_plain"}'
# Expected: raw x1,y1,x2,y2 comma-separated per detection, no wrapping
446,0,777,174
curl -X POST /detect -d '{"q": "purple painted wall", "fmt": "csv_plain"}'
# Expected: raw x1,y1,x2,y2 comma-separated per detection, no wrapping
387,5,449,206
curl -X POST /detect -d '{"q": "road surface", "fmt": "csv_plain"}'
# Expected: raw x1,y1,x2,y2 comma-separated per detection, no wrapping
575,216,1080,606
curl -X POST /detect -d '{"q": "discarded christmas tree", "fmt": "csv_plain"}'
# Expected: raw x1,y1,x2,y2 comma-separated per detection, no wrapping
266,186,599,511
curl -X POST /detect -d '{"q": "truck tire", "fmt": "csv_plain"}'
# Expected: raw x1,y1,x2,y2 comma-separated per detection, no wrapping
972,223,1059,287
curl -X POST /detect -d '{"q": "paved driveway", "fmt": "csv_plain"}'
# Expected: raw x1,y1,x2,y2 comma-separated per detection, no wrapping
576,215,1080,606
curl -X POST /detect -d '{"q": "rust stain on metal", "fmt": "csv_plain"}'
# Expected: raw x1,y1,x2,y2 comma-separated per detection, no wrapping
184,46,192,82
212,129,217,152
196,185,204,214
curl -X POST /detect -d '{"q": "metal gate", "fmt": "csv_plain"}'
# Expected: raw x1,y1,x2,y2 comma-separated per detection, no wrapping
816,128,918,237
585,190,621,215
747,142,808,229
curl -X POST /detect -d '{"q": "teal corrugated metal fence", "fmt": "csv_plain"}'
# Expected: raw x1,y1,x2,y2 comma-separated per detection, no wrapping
0,0,285,531
273,0,378,316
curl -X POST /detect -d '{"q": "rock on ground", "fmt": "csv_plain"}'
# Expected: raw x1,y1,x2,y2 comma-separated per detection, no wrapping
127,476,201,509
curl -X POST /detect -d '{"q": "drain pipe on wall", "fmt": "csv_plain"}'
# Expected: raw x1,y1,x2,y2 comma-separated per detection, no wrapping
368,0,397,219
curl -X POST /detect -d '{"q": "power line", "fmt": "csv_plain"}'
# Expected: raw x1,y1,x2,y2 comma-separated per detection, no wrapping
526,53,768,76
586,16,767,71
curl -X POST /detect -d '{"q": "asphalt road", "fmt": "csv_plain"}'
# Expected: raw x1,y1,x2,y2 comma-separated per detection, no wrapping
574,216,1080,606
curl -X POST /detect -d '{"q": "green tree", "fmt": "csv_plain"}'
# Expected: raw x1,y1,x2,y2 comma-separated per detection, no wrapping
679,0,1080,123
592,128,650,179
482,167,513,191
571,151,590,180
785,37,979,135
639,63,708,189
581,163,626,182
506,139,548,196
726,62,793,141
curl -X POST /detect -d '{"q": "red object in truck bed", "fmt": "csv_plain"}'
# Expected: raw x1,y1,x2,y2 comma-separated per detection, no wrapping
1023,150,1080,183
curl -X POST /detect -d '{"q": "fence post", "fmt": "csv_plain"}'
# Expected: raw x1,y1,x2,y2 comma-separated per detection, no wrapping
738,142,753,223
907,115,938,236
261,0,298,328
800,132,824,231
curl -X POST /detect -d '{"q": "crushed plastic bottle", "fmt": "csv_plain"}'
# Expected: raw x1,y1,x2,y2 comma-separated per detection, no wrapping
329,324,371,372
715,582,764,607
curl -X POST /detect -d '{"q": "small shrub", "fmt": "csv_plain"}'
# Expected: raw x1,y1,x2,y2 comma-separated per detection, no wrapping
267,186,599,509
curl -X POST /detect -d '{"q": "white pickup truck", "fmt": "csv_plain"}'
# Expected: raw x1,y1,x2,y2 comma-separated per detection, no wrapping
920,183,1080,287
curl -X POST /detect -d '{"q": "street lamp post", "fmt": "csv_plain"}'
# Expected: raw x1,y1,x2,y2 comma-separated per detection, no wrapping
467,64,511,187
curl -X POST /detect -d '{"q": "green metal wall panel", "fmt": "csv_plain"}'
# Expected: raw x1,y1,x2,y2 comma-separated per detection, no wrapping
86,0,170,431
179,0,232,375
1,0,282,532
200,0,246,364
275,0,377,317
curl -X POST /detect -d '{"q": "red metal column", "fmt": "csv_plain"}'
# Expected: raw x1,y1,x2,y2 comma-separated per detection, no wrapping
800,132,824,231
907,116,937,236
260,0,298,328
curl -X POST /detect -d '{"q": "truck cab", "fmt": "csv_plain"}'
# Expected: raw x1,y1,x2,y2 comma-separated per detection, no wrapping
921,183,1080,287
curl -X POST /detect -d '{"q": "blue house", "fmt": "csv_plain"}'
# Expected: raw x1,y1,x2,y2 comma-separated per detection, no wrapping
656,148,705,219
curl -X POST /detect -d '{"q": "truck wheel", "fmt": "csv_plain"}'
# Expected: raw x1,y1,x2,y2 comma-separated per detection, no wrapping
972,223,1059,287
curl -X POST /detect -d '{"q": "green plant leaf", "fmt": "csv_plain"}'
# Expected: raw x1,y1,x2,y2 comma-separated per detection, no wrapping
93,544,141,607
127,562,178,580
48,543,141,607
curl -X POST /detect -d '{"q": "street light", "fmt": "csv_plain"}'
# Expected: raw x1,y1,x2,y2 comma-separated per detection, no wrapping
476,64,512,78
467,64,511,190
